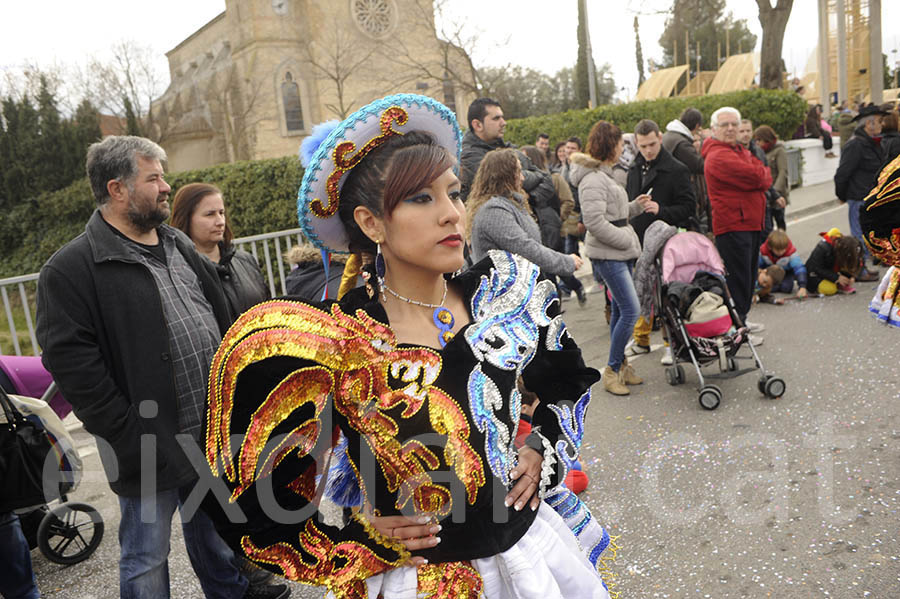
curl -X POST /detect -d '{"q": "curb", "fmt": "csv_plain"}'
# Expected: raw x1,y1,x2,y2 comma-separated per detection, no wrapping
785,198,842,222
571,195,843,289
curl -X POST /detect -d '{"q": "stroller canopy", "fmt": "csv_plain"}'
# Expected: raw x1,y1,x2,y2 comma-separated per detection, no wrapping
661,232,725,284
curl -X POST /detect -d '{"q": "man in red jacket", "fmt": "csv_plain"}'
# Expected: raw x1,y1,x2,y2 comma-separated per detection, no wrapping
702,107,773,333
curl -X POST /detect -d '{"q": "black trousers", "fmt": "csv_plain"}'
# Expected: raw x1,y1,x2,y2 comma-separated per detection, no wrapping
716,230,761,323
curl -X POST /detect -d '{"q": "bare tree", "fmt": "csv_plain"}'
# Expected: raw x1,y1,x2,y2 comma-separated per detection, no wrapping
1,61,75,113
756,0,794,89
206,61,267,162
72,40,168,139
305,18,379,119
378,0,500,97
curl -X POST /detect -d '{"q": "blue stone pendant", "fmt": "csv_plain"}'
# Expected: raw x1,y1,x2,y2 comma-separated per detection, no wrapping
433,307,455,348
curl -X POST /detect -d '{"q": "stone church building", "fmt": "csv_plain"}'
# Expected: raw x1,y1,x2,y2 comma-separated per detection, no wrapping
150,0,474,171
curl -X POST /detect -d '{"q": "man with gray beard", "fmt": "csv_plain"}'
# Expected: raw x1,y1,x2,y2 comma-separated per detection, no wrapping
36,136,288,599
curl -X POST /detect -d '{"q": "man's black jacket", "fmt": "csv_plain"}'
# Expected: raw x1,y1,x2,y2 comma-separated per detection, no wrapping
459,131,543,202
625,146,696,243
36,210,231,496
834,125,885,202
459,130,561,248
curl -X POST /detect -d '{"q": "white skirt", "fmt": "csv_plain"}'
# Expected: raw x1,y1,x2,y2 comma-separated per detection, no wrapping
869,266,900,328
329,502,612,599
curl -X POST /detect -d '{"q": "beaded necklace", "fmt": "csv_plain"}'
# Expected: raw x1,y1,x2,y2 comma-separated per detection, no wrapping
381,279,456,348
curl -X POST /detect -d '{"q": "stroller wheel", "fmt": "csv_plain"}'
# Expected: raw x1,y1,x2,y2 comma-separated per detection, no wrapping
37,502,104,565
698,385,722,410
665,367,678,386
666,365,687,385
757,375,770,394
763,376,786,399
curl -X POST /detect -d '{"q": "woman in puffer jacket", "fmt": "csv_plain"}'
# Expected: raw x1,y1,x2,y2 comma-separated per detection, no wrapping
567,121,650,396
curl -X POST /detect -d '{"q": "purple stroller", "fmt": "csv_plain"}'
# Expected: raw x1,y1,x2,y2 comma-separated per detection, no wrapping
654,232,786,410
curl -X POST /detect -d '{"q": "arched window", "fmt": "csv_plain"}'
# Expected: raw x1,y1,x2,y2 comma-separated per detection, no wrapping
282,72,304,132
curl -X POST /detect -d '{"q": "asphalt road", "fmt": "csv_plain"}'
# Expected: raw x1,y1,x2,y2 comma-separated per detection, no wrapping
29,203,899,598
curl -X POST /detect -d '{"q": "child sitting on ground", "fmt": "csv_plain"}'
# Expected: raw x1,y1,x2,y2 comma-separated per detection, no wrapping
804,228,863,295
759,230,809,298
755,265,786,303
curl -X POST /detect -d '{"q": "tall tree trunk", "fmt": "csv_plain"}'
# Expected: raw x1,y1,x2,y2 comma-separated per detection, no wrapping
635,16,646,87
756,0,794,89
575,0,590,109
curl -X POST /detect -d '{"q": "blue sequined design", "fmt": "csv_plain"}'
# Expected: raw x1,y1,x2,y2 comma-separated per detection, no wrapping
545,485,611,570
467,366,512,485
547,389,592,454
463,251,557,485
465,251,555,370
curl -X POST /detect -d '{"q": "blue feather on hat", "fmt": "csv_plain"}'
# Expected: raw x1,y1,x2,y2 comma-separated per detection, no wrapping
299,120,340,168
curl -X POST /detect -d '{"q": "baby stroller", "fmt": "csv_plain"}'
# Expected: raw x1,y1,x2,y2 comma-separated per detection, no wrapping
1,359,104,565
654,232,786,410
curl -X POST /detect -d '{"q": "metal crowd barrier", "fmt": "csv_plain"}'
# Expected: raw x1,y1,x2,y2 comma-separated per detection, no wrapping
0,227,308,357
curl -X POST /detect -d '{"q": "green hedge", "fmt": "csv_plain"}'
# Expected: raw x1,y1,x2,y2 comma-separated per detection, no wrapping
505,89,808,148
0,156,304,277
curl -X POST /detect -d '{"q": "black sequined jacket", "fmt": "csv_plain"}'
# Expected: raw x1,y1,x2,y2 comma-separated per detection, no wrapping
200,251,600,596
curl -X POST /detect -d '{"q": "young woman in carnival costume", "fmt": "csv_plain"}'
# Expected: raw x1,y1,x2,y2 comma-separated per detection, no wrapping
862,153,900,327
199,94,618,598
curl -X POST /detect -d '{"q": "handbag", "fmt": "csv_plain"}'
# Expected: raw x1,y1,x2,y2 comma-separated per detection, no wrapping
0,386,60,511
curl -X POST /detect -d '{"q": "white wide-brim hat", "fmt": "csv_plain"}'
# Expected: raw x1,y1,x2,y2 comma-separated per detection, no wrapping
297,94,462,254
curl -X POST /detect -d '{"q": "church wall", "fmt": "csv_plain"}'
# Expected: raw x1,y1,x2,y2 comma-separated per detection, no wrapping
166,135,219,172
153,0,475,171
166,13,228,80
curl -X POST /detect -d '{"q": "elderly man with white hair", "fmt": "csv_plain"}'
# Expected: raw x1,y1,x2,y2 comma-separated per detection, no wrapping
701,106,773,340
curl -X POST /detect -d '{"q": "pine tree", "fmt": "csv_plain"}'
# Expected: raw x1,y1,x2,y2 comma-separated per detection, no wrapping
69,99,103,184
74,99,102,150
36,76,67,192
124,96,142,136
575,0,590,109
659,0,757,77
1,95,41,207
635,16,646,87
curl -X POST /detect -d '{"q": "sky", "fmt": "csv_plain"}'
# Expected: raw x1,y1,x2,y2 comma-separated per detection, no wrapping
3,0,899,104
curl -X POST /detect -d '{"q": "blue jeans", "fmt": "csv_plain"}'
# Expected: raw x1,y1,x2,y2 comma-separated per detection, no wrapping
118,483,247,599
847,199,869,261
591,259,639,371
0,512,40,599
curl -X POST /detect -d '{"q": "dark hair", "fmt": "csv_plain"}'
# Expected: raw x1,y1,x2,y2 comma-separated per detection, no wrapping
338,131,453,260
833,236,863,277
520,145,547,171
566,136,583,149
634,119,660,137
171,182,233,246
882,110,899,133
466,97,502,130
805,105,820,130
549,141,567,169
536,133,550,141
753,124,778,145
517,377,539,406
680,108,703,131
587,121,622,162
